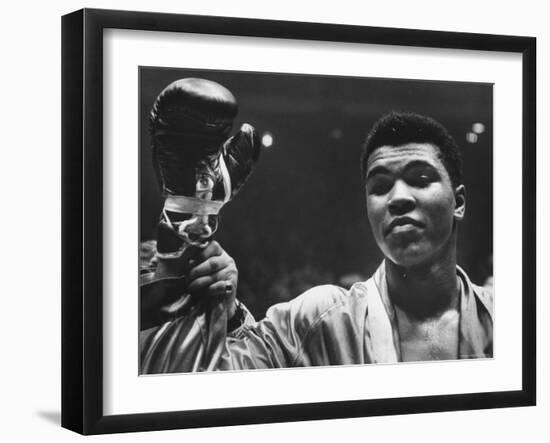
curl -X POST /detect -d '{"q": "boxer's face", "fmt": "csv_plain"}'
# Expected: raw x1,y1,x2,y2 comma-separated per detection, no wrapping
365,143,465,267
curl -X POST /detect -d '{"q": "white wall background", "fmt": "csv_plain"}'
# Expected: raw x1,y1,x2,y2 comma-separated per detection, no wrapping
0,1,546,441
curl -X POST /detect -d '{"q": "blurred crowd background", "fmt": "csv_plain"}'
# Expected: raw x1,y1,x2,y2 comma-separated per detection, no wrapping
139,67,493,319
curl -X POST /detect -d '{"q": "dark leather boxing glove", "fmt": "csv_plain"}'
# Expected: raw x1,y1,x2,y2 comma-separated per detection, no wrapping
150,78,238,197
149,78,261,258
223,123,261,195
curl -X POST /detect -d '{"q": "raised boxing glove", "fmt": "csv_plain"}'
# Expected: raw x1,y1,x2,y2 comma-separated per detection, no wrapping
149,78,261,258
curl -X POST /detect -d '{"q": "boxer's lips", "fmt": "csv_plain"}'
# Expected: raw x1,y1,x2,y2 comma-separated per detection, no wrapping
384,217,424,236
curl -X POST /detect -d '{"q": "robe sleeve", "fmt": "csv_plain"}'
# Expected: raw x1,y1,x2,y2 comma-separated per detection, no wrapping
139,278,348,373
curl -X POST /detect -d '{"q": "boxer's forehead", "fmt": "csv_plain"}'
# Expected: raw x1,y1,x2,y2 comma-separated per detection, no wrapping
366,143,446,178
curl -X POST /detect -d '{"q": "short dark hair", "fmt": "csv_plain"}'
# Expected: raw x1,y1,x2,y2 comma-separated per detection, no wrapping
360,112,463,188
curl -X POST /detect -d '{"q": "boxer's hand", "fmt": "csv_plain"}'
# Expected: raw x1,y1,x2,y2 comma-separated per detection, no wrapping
186,241,238,318
152,244,199,281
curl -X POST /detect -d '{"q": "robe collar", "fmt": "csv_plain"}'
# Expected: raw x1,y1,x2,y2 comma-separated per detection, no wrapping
364,261,493,363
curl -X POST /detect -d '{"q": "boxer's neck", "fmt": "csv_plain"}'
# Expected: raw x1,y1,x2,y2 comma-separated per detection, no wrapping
385,246,460,320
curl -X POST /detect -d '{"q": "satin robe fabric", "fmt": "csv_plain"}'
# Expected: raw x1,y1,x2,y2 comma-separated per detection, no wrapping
139,261,493,374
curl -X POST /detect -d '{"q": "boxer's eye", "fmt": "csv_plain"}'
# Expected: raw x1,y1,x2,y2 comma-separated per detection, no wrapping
367,175,393,196
404,165,439,188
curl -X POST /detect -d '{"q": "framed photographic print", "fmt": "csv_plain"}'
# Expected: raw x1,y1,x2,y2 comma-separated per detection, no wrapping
61,8,536,435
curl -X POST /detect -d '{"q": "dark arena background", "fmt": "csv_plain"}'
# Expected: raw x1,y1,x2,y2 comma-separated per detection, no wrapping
139,67,493,320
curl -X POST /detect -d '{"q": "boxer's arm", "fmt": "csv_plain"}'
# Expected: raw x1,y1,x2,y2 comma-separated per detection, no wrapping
140,245,347,371
139,241,251,331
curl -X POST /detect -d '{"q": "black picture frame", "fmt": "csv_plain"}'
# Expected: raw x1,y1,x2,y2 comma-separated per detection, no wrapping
61,8,536,435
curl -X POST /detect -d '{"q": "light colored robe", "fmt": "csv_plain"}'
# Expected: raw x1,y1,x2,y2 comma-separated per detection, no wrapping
140,261,493,374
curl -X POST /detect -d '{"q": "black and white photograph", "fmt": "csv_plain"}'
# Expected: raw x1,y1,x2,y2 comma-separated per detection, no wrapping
57,6,537,436
138,68,494,374
2,0,548,440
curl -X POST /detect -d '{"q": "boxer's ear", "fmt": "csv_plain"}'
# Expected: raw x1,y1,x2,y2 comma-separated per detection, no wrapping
453,184,466,221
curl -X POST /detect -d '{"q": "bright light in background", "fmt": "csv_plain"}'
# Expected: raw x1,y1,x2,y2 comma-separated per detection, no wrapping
466,132,478,143
472,122,486,134
330,128,344,140
261,132,273,148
